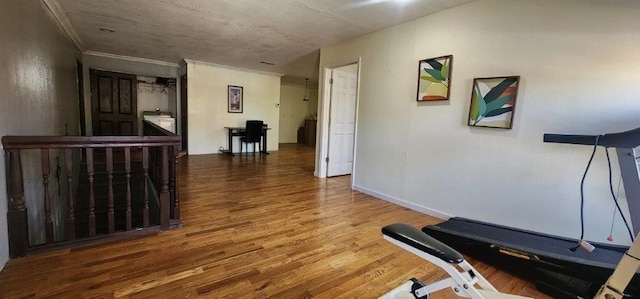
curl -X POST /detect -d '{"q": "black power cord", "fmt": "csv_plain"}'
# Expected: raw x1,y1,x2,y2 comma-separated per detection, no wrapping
571,135,600,252
570,135,636,252
605,148,636,242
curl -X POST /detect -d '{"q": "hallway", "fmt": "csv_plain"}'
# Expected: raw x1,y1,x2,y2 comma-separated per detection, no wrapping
0,144,547,298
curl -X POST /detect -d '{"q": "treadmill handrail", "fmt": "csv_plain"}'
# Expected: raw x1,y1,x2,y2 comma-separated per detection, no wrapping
544,126,640,148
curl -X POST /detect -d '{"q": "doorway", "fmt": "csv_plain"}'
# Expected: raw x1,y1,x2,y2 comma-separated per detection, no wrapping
90,69,138,136
317,61,360,178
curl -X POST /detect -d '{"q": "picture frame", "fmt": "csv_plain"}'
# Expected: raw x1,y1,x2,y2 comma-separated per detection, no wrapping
228,85,243,113
416,55,453,102
468,76,520,129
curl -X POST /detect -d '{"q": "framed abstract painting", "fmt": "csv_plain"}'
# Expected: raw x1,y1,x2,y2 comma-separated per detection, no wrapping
468,76,520,129
416,55,453,102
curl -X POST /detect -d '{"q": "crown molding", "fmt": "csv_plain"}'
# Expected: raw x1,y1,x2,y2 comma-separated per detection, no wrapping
183,59,284,78
85,51,180,68
41,0,84,51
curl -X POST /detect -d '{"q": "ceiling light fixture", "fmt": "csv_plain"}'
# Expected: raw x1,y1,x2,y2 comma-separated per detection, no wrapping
303,78,309,101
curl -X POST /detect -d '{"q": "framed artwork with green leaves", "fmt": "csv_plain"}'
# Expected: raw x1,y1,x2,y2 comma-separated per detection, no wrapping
468,76,520,129
416,55,452,101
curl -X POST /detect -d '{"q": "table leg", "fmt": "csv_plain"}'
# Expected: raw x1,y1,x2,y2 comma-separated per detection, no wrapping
261,128,269,155
226,128,235,156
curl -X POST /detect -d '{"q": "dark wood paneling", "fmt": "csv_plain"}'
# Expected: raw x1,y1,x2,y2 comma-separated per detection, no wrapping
91,69,138,136
119,121,133,136
98,76,113,113
118,78,133,114
99,121,114,136
305,119,317,146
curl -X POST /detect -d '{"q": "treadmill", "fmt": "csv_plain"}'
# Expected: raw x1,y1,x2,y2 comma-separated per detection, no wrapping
422,126,640,298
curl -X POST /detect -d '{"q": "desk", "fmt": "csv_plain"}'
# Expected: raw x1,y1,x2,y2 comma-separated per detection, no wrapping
221,126,270,156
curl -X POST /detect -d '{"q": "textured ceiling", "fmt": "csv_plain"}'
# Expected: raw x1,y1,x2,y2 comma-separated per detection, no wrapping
55,0,475,79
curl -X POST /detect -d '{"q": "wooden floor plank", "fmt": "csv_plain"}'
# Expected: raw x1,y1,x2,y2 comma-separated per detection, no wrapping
0,144,550,298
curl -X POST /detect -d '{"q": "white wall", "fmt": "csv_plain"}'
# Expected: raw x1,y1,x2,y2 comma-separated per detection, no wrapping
319,0,640,244
186,60,281,154
0,0,80,269
279,84,318,143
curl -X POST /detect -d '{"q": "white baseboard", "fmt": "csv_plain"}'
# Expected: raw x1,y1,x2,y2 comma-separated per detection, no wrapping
352,184,453,221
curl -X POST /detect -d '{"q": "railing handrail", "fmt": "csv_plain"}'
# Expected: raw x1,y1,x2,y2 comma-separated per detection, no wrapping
2,135,180,150
3,133,181,258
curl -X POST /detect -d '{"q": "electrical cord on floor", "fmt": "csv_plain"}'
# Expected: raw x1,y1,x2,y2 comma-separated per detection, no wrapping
570,135,600,252
605,147,636,242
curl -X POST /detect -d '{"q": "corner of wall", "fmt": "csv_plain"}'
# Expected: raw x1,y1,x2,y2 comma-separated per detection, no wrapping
0,153,8,271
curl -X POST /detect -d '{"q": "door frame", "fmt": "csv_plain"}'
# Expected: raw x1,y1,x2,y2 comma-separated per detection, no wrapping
77,59,86,136
315,58,361,183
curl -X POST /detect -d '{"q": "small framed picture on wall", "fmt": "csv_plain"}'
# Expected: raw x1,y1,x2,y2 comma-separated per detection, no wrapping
468,76,520,129
416,55,453,101
228,85,243,113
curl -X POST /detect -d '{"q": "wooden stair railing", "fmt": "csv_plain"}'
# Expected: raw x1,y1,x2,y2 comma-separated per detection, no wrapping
2,134,181,258
143,120,181,225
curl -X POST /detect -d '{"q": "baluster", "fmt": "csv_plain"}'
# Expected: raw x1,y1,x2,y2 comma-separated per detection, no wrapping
171,145,180,221
7,149,28,258
86,148,96,237
65,148,75,240
160,146,170,230
142,147,149,227
124,147,132,230
106,148,114,233
41,149,54,243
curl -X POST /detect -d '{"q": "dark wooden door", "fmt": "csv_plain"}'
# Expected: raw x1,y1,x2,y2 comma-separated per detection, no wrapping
180,74,188,151
90,69,138,136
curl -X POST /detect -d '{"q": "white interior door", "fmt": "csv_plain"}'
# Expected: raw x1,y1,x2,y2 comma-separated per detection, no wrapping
327,68,357,177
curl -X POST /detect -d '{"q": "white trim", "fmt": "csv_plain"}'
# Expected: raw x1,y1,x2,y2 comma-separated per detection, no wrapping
316,59,360,179
353,184,453,220
85,51,180,68
316,66,333,178
350,58,362,189
41,0,84,51
183,59,283,78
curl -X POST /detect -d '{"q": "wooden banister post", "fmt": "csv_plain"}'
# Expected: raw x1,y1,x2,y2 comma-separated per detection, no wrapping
41,149,54,243
86,148,96,237
106,148,114,234
160,146,170,230
142,147,149,227
124,147,132,231
7,150,28,258
170,145,180,221
65,149,75,240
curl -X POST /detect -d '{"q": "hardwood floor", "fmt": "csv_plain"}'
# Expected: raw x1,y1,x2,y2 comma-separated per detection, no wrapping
0,144,549,298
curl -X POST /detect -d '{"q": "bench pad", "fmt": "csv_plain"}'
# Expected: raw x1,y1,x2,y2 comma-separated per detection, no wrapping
382,223,464,264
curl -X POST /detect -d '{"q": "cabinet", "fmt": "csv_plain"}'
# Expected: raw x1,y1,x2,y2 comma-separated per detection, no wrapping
304,119,317,146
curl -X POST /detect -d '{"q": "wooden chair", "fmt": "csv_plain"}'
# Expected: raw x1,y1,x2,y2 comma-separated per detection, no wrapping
240,120,264,154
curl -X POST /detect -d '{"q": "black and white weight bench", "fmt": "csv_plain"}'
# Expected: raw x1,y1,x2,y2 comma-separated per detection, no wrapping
380,223,532,299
